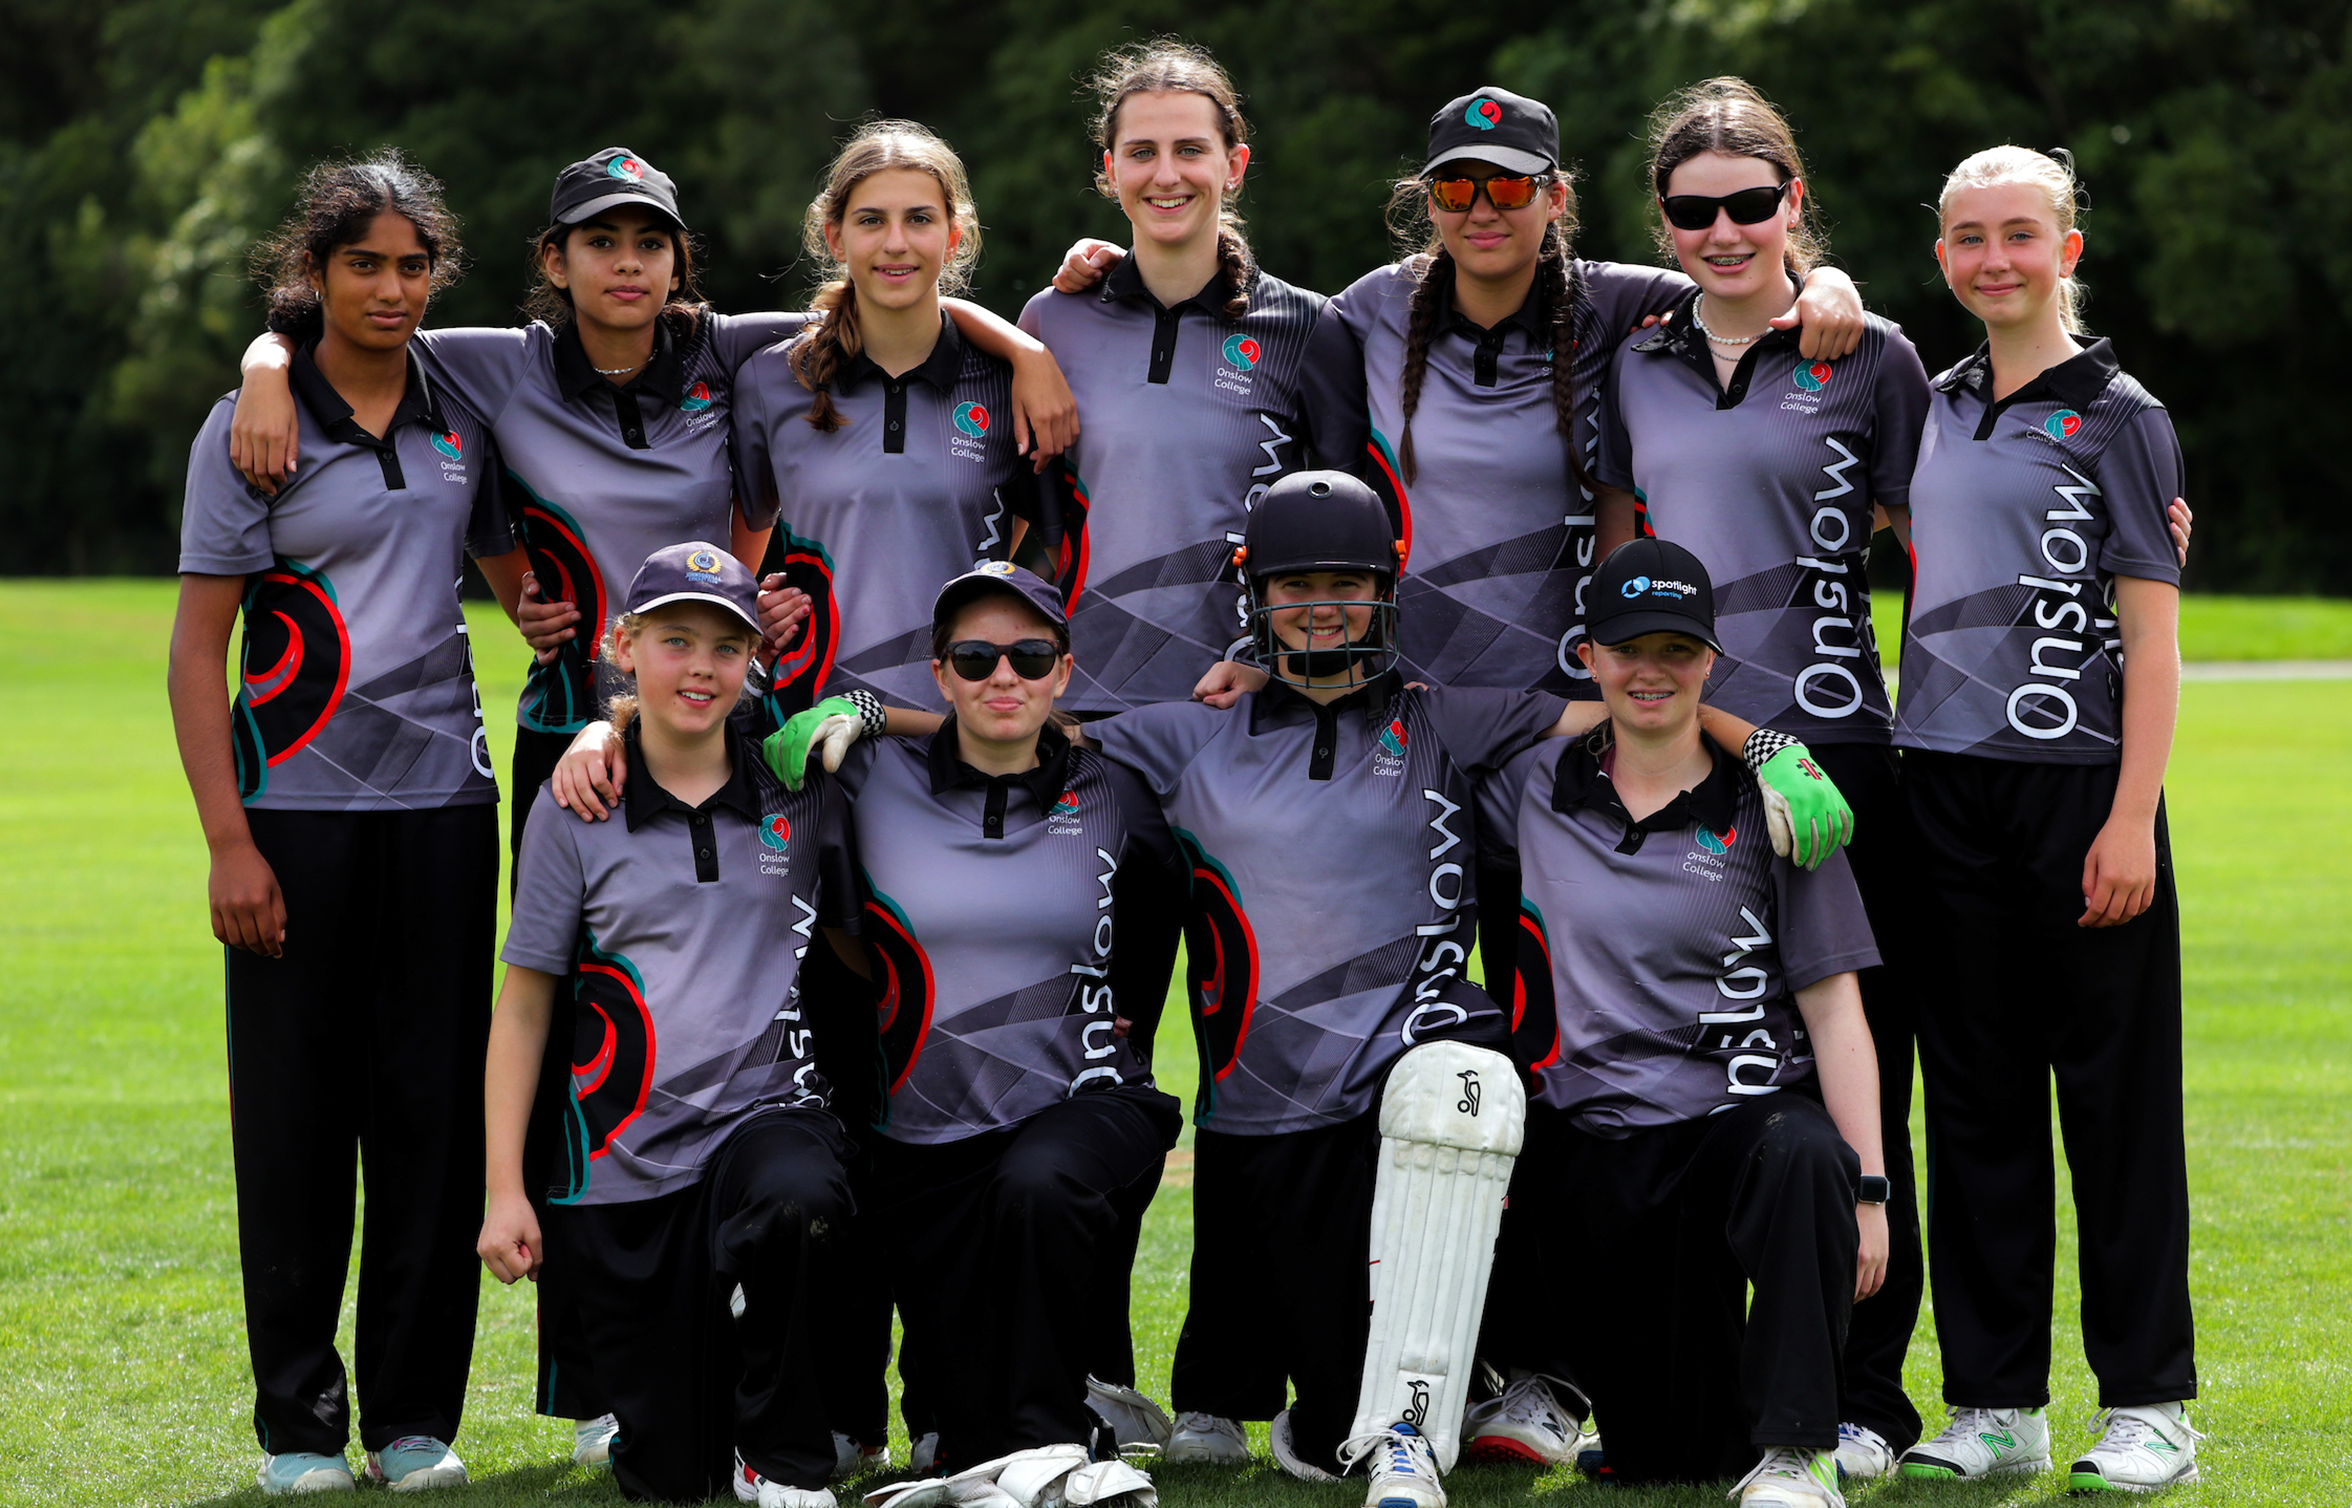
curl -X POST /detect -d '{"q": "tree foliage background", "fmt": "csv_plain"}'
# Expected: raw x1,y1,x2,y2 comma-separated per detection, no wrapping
4,0,2342,590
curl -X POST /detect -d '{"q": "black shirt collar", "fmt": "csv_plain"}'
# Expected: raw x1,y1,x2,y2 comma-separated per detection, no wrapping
1631,282,1802,362
553,314,686,406
621,720,764,832
1433,267,1548,341
289,340,441,447
923,717,1073,808
836,312,966,395
1100,252,1230,315
1246,670,1402,735
1938,336,2118,407
1551,729,1740,853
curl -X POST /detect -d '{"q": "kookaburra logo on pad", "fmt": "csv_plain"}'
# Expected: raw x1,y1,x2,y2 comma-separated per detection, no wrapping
1457,1070,1482,1116
1404,1379,1432,1425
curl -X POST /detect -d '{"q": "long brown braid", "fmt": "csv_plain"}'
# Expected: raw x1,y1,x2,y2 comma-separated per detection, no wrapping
1090,41,1257,319
792,120,982,432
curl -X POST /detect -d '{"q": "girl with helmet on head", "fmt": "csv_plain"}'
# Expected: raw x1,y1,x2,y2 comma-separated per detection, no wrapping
1479,535,1888,1508
1884,146,2198,1493
225,140,1071,1470
169,150,513,1495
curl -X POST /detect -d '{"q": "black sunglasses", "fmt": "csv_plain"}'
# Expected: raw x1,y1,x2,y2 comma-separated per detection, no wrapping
944,638,1061,682
1658,181,1792,232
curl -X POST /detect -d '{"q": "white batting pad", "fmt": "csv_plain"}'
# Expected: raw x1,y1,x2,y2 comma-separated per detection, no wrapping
1349,1041,1526,1472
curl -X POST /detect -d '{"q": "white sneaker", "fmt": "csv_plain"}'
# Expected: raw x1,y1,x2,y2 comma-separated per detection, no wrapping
256,1451,355,1494
364,1437,467,1491
1269,1410,1339,1483
1463,1373,1584,1466
1731,1447,1844,1506
2067,1403,2201,1493
574,1414,619,1468
1339,1423,1445,1508
910,1433,941,1475
832,1433,887,1482
1831,1423,1893,1481
1085,1377,1175,1455
736,1450,839,1508
1161,1413,1250,1466
1898,1406,2051,1480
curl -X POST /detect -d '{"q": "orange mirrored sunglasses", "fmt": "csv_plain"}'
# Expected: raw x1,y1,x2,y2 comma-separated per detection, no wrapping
1426,173,1544,214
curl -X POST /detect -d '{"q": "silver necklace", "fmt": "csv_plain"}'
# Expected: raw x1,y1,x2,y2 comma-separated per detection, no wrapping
594,360,644,376
1690,295,1764,348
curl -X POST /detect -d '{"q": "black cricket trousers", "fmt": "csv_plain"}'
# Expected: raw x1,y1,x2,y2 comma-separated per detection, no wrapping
227,803,496,1456
1905,750,2195,1409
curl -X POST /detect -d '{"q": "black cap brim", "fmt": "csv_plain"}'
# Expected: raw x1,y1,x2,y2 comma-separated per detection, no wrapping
1589,611,1722,653
933,570,1067,634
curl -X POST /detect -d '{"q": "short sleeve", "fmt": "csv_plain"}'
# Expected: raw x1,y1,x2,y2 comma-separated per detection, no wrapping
501,787,588,973
413,327,529,426
1868,327,1931,513
1086,701,1224,799
464,425,519,560
1474,743,1547,868
812,774,864,932
178,397,274,576
2096,406,2185,585
731,354,784,533
1016,289,1048,341
1101,756,1183,879
1419,685,1568,775
1301,298,1371,476
707,310,814,374
828,737,883,800
1593,344,1636,492
1579,260,1694,343
1771,847,1880,993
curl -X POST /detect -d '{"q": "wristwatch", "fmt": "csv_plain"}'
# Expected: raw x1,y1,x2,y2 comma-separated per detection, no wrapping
1856,1174,1891,1206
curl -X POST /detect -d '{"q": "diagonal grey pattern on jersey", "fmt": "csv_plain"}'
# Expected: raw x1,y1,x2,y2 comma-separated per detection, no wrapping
892,974,1102,1131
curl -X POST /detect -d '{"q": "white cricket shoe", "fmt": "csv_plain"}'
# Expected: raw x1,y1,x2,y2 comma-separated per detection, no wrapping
1270,1410,1339,1483
365,1437,467,1492
574,1414,619,1468
1161,1413,1249,1466
1898,1406,2051,1480
256,1451,355,1494
2067,1403,2202,1493
1831,1422,1893,1480
832,1432,887,1481
1086,1377,1175,1456
1732,1447,1844,1506
1464,1373,1584,1465
910,1433,941,1475
736,1450,838,1508
1340,1422,1445,1508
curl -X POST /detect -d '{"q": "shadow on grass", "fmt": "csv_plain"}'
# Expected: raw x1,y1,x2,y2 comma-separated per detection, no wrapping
175,1461,620,1508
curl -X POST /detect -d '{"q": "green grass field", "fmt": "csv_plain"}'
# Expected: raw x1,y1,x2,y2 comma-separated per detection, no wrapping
3,582,2347,1507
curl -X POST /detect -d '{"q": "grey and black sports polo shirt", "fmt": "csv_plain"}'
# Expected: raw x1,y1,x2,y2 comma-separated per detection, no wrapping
1596,296,1929,743
180,343,511,810
732,316,1041,712
830,724,1183,1144
416,309,808,732
1018,259,1327,712
1088,676,1564,1135
1483,733,1877,1134
502,723,859,1205
1894,339,2182,763
1306,257,1689,696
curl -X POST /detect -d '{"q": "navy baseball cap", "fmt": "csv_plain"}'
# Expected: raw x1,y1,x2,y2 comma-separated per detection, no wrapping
551,147,686,231
1424,87,1559,178
933,561,1068,636
626,542,759,634
1587,538,1722,651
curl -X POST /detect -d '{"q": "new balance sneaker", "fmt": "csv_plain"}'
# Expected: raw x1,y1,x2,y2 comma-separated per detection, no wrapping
1832,1423,1894,1481
832,1433,887,1482
1339,1422,1445,1508
256,1451,355,1494
1086,1377,1175,1456
1732,1447,1844,1507
1161,1413,1250,1466
575,1414,619,1469
1464,1373,1584,1466
910,1433,941,1476
2067,1403,2201,1493
1269,1410,1339,1483
735,1450,839,1508
1898,1406,2051,1480
364,1437,467,1491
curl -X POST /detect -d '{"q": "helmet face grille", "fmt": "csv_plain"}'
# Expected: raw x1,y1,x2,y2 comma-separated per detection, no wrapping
1244,581,1402,689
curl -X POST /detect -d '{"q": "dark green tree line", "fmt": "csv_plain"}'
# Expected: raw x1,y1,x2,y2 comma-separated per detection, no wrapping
3,0,2343,589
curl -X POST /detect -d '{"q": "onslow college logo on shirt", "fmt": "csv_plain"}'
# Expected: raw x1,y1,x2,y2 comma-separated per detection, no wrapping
2044,409,2083,440
431,430,463,460
1047,788,1083,835
759,813,792,850
1792,360,1834,393
1373,716,1409,776
680,381,714,413
1685,822,1735,881
1222,334,1261,372
953,401,990,438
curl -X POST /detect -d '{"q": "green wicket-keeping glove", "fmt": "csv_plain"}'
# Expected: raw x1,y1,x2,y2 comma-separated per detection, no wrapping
1743,730,1854,870
762,690,885,791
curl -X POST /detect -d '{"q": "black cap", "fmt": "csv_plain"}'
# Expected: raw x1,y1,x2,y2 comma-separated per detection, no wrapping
1239,471,1401,580
933,561,1068,636
551,147,686,231
625,541,759,634
1424,87,1559,178
1587,538,1722,651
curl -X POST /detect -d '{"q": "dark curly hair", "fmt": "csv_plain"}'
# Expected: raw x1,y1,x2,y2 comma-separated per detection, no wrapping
252,151,463,331
522,214,708,331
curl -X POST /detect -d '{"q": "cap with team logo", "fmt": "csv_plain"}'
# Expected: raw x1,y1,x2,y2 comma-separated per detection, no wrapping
551,147,686,231
1424,86,1560,178
933,561,1068,636
1587,537,1722,651
625,541,759,634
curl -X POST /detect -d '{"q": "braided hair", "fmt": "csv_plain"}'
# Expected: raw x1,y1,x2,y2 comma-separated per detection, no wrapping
794,120,983,432
1384,176,1586,489
1090,40,1257,319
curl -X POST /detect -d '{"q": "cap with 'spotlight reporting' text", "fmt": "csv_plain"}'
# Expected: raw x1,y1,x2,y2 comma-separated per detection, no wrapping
1587,537,1722,651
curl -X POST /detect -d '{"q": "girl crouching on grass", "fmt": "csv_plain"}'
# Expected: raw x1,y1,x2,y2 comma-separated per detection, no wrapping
480,543,862,1506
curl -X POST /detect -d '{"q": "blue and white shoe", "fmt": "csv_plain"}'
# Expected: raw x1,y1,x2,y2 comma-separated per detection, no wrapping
1832,1422,1894,1480
256,1451,354,1495
1339,1422,1445,1508
575,1414,619,1468
364,1436,467,1491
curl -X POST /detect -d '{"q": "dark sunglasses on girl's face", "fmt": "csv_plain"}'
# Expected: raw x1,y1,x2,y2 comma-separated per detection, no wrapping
1427,173,1544,214
945,639,1061,682
1658,181,1792,232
